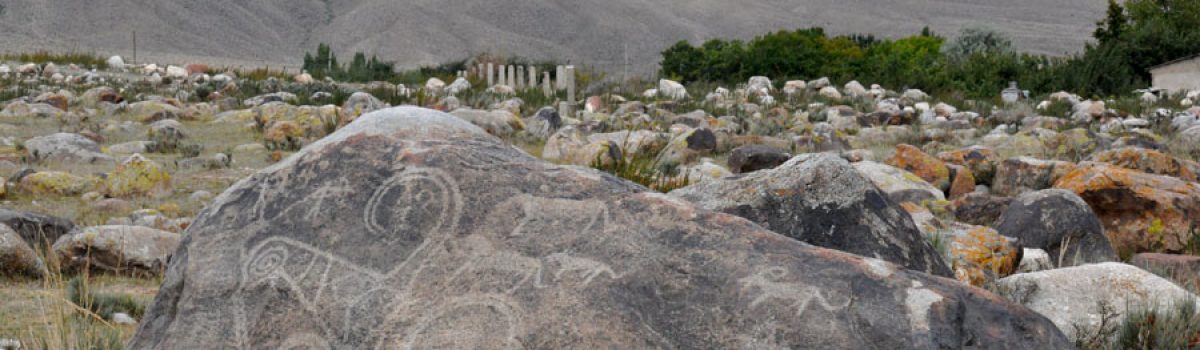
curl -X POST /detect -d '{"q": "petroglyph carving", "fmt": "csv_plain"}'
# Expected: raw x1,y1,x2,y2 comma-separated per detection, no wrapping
365,168,462,245
740,267,851,316
544,252,620,287
511,197,609,237
393,294,522,350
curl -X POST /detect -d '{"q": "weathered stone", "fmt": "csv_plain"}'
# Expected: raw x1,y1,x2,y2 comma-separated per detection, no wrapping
653,79,686,101
672,154,952,276
995,189,1117,267
902,203,1021,287
996,263,1200,343
0,223,45,277
726,145,790,174
0,208,75,248
449,109,524,137
24,133,113,163
1054,162,1200,257
1090,147,1199,182
18,171,93,196
655,127,716,167
130,107,1071,349
106,154,172,198
992,157,1076,197
938,146,999,186
0,101,66,119
887,144,951,193
340,92,387,124
951,193,1012,226
946,164,976,199
148,119,187,150
128,100,183,123
853,161,945,204
1130,253,1200,289
541,127,621,166
1016,248,1053,273
53,225,179,276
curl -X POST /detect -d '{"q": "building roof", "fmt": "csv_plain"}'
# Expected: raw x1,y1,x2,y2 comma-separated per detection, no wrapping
1149,53,1200,71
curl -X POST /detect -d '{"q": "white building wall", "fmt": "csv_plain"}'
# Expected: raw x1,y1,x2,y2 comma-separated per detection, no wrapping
1151,57,1200,93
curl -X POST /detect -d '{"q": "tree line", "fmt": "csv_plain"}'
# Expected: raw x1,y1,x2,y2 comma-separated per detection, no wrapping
659,0,1200,99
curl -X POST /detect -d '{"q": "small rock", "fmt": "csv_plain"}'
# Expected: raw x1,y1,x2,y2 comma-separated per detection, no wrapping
53,225,180,276
726,145,790,174
1016,248,1053,273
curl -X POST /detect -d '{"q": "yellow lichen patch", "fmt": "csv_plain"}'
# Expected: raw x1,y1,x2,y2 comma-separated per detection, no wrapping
106,154,172,198
18,171,93,196
887,144,950,191
264,121,307,151
949,226,1020,287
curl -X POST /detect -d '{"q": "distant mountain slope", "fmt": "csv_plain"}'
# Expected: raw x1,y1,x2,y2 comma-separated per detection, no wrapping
0,0,1107,73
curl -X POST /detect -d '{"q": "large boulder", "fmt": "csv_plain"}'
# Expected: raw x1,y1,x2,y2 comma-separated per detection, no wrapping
1090,147,1199,182
0,208,75,248
991,157,1076,197
996,263,1200,342
340,92,388,124
18,171,93,196
52,225,179,276
852,161,946,204
657,79,688,100
995,189,1117,267
449,109,524,137
670,154,952,276
902,203,1020,287
1054,162,1200,257
105,154,173,198
886,144,952,192
0,223,45,277
24,133,113,163
131,107,1071,349
951,193,1012,226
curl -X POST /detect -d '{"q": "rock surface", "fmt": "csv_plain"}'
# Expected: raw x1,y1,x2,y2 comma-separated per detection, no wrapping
852,161,946,204
52,225,179,276
726,144,790,174
0,208,75,248
1053,162,1200,256
671,153,952,276
130,107,1071,349
0,223,45,277
996,263,1200,342
24,133,113,163
995,189,1117,267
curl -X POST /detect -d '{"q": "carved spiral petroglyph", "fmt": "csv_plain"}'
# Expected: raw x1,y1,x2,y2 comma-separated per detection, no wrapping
364,168,462,247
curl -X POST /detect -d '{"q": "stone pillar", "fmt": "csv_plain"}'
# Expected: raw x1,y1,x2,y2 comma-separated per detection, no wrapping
528,66,537,90
565,65,576,104
543,72,552,97
516,66,525,89
555,65,565,90
477,63,485,79
507,65,516,87
487,63,494,87
500,65,508,86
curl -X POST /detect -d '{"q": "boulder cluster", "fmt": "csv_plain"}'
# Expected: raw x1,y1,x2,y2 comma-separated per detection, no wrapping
3,58,1199,347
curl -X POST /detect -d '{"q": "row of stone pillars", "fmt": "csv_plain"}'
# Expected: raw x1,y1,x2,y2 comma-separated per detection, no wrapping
468,63,576,115
469,64,574,96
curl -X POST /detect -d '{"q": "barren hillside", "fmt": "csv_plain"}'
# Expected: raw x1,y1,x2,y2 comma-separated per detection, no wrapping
0,0,1107,72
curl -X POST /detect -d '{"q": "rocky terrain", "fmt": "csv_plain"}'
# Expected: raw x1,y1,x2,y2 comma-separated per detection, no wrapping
2,56,1200,348
0,0,1107,72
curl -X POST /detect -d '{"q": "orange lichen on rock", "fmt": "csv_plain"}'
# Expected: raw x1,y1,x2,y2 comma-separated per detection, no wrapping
1054,162,1200,257
950,226,1021,287
1090,147,1199,182
887,144,951,192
